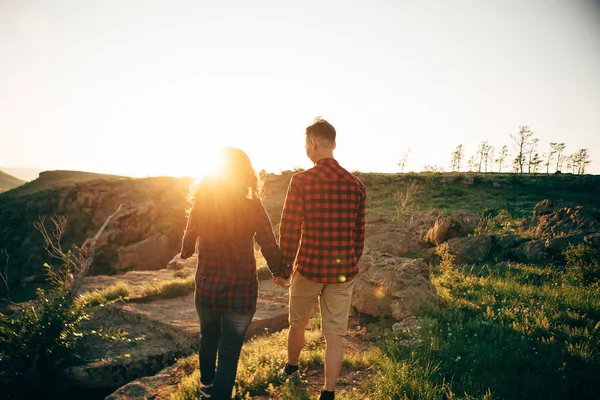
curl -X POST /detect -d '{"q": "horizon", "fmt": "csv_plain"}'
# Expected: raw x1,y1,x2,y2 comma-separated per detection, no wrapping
1,0,599,177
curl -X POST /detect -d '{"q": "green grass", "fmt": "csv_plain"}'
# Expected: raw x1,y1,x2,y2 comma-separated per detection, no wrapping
139,275,195,300
76,280,130,307
351,260,600,400
168,253,600,399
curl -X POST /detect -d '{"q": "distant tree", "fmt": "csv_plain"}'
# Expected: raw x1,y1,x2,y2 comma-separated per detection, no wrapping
450,144,464,172
550,143,566,172
564,154,574,173
510,125,535,174
530,153,542,174
487,146,495,173
397,149,411,173
527,138,539,173
571,149,592,175
467,155,478,172
423,165,445,173
544,143,556,174
476,141,489,173
496,145,508,173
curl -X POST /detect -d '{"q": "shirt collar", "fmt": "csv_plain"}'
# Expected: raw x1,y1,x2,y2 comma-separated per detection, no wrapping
316,158,338,166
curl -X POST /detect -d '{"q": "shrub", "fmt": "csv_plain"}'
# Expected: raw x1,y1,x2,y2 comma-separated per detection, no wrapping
563,243,600,286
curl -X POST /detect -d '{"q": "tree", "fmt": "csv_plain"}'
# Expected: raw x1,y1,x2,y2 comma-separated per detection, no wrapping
496,145,508,173
544,143,556,174
450,144,464,172
476,141,489,173
527,138,539,173
398,149,411,173
530,152,542,173
510,125,535,174
550,143,566,172
467,155,478,172
571,149,592,175
487,146,495,173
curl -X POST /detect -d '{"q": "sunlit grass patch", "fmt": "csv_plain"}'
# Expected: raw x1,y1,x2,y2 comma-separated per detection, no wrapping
139,275,195,300
358,259,600,399
76,280,130,307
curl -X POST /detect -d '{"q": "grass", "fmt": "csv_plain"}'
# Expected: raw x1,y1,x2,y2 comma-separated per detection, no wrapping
139,275,195,300
169,250,600,399
350,259,600,399
75,280,130,307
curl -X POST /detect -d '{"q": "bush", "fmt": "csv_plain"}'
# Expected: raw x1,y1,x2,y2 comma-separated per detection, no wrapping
563,243,600,286
0,262,87,396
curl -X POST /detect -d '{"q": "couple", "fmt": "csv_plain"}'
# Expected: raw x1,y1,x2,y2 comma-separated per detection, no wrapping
180,117,367,400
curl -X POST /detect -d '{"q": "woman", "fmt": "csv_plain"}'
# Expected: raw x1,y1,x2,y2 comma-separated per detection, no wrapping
180,148,283,399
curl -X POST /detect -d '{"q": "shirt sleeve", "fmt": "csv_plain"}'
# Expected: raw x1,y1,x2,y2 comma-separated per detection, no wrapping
354,187,366,262
279,175,304,277
180,204,200,259
254,200,283,276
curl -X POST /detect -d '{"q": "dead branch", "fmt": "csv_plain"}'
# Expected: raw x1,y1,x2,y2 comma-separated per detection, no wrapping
0,249,14,304
64,204,122,303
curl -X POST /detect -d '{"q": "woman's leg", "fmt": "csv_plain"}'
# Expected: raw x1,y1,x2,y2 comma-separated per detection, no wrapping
210,310,255,399
197,306,222,387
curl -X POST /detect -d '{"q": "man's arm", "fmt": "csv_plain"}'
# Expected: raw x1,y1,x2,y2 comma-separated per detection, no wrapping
278,176,304,278
254,200,283,276
354,188,366,262
180,204,200,260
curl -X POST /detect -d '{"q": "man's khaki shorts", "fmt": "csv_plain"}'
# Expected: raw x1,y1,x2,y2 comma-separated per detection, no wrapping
289,270,355,336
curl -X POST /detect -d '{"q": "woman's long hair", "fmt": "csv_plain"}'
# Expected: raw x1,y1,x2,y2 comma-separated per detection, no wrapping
191,147,261,245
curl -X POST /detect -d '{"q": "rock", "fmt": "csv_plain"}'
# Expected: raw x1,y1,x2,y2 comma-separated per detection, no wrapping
425,212,480,246
526,200,599,238
513,240,553,264
117,235,173,272
351,251,438,320
494,235,529,258
446,235,494,264
166,253,186,271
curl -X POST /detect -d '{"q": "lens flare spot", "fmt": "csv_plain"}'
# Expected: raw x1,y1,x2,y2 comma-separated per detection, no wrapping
338,274,347,282
373,286,385,299
336,258,341,264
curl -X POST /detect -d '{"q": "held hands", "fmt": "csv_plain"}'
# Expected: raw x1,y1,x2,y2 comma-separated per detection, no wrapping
273,275,291,289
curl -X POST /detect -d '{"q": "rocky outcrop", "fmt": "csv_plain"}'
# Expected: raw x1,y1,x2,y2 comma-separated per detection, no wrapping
445,235,495,264
526,200,599,238
425,212,480,246
351,250,438,320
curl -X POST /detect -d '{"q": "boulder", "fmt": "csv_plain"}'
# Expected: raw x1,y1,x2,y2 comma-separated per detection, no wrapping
117,235,173,272
425,212,480,246
446,235,494,264
526,200,599,238
513,240,553,264
351,250,438,320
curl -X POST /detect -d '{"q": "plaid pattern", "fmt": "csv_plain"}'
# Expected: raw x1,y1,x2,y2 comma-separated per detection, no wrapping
181,199,282,313
279,158,366,283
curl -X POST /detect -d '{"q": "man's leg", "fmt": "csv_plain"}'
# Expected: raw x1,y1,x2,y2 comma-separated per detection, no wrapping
287,326,305,365
319,279,355,396
282,271,322,378
323,333,344,391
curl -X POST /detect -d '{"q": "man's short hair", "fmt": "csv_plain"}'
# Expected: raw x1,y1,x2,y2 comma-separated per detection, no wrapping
306,117,336,142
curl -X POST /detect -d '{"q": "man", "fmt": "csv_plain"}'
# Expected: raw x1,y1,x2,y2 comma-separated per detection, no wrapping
275,117,366,400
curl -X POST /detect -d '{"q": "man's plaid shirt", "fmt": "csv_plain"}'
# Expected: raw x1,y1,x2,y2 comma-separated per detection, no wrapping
181,199,283,313
279,158,366,283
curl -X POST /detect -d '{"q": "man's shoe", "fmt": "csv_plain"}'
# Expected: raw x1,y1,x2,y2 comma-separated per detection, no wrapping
277,368,302,385
198,383,212,398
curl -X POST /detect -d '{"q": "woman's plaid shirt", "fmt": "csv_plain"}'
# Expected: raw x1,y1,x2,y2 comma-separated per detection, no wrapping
279,158,366,283
181,199,283,313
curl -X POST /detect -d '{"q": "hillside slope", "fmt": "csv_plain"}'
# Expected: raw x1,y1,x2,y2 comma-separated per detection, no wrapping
0,170,26,192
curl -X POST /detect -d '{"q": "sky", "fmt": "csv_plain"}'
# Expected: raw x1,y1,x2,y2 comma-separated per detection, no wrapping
1,0,599,179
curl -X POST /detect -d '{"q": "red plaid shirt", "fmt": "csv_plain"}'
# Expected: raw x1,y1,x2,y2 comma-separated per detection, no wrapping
181,199,283,313
279,158,366,283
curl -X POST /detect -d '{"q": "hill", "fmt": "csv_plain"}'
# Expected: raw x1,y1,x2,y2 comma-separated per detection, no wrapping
0,166,43,182
0,170,26,192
